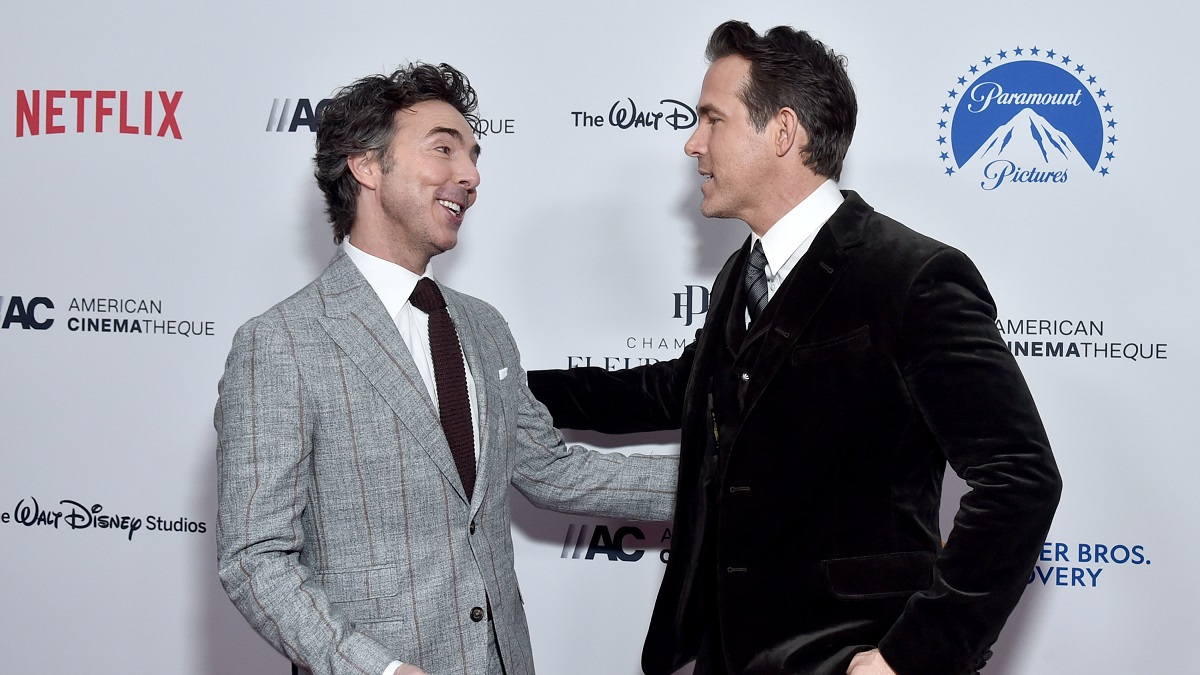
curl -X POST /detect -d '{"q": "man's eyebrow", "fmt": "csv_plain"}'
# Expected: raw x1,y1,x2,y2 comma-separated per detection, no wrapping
697,103,721,117
428,126,481,158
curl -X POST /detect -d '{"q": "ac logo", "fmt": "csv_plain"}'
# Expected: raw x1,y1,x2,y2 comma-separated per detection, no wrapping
561,523,671,563
265,98,330,133
1,296,54,330
267,98,514,139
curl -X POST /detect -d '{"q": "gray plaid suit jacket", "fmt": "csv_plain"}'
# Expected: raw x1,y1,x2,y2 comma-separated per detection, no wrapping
216,252,677,675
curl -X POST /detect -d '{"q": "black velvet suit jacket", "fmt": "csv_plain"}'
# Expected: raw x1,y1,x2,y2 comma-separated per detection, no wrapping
528,191,1061,675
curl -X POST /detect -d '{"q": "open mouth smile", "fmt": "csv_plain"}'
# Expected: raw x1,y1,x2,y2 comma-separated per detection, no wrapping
437,199,464,216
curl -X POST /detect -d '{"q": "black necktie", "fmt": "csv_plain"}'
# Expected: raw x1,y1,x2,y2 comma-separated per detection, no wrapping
745,240,768,323
409,278,476,500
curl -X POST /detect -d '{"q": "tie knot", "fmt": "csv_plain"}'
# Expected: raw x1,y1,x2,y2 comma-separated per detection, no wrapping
745,239,769,323
748,239,767,273
409,277,446,313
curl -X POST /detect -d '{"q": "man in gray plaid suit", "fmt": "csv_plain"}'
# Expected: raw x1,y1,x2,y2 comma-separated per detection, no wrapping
215,63,677,675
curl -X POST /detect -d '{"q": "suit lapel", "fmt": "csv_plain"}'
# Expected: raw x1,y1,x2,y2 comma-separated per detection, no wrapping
443,289,497,515
315,253,470,503
737,192,870,431
723,238,752,356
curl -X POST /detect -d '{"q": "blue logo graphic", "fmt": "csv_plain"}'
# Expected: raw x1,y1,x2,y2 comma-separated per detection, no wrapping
937,46,1118,190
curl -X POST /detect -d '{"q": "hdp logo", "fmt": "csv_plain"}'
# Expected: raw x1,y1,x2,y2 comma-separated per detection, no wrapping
673,285,709,327
937,45,1118,190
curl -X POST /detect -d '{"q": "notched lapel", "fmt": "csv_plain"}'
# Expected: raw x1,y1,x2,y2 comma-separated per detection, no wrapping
443,290,499,513
316,254,470,503
723,239,752,356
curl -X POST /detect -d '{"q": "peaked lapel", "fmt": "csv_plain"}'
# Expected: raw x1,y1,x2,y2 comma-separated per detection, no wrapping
315,253,471,504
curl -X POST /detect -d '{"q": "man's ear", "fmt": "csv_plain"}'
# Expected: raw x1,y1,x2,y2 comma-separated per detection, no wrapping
346,151,381,191
773,107,803,158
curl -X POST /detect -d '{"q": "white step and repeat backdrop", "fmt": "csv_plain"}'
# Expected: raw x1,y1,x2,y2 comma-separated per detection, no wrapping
2,1,1195,673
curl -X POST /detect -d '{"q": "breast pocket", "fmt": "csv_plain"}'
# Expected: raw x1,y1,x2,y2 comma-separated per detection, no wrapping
772,325,903,454
790,325,871,365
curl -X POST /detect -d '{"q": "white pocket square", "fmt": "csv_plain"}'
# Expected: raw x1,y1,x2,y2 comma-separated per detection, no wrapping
498,367,508,380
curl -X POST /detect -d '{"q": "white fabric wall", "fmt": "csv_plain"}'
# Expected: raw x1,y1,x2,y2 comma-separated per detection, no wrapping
2,1,1194,673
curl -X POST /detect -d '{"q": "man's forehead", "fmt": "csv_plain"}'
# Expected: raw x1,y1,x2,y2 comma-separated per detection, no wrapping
699,57,750,106
395,101,473,135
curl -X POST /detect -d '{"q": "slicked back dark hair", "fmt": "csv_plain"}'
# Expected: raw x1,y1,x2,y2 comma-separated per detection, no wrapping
706,20,856,181
315,62,479,243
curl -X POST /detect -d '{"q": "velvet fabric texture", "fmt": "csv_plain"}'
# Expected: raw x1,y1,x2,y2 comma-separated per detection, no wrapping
527,191,1061,675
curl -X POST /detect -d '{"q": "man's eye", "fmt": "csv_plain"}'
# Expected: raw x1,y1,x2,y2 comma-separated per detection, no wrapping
436,146,451,154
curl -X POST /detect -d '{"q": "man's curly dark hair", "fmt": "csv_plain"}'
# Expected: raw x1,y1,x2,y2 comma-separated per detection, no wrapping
314,63,479,243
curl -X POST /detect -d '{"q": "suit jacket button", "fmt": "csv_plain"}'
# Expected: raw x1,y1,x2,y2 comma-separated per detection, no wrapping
470,520,476,534
470,606,486,622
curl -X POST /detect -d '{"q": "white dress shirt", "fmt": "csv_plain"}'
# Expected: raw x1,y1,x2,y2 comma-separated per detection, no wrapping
343,240,481,460
746,178,844,325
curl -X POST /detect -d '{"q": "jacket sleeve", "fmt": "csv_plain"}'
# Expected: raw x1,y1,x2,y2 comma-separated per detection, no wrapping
526,335,697,433
879,247,1062,675
491,323,679,522
215,313,395,675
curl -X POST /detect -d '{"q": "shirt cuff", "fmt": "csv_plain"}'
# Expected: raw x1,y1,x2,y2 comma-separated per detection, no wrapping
382,660,405,675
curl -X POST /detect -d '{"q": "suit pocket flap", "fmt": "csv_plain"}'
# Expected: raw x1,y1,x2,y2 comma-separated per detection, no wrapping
791,326,870,364
820,551,934,600
319,565,400,602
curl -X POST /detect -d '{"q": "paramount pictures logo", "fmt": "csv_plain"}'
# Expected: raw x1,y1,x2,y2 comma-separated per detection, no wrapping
936,44,1119,190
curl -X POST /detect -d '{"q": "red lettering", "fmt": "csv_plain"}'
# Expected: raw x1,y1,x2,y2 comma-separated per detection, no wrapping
95,90,116,132
15,88,182,139
143,90,152,135
45,89,66,134
16,90,38,137
119,90,138,134
69,90,92,132
157,91,182,139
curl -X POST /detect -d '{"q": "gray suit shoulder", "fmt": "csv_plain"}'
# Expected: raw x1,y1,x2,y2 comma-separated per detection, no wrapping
441,284,510,328
227,275,327,350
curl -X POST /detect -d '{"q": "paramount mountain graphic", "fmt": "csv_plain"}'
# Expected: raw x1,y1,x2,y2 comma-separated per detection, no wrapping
963,107,1094,172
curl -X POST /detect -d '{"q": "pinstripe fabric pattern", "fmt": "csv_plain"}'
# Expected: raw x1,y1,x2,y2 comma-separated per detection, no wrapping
216,252,677,675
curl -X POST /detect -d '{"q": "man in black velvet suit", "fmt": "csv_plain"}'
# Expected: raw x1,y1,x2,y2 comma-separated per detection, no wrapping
527,21,1062,675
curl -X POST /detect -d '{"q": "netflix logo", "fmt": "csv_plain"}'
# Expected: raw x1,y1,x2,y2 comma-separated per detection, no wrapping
15,90,183,139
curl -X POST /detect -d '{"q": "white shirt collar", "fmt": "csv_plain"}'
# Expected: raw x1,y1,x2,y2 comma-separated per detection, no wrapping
752,178,843,276
342,239,432,318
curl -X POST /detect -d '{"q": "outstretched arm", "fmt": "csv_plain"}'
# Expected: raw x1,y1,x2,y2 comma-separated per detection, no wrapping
527,337,698,433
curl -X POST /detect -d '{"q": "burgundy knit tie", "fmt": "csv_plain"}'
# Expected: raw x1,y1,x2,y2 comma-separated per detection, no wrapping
409,278,476,500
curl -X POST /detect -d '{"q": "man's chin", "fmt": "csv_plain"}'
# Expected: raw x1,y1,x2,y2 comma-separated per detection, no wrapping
699,201,736,220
